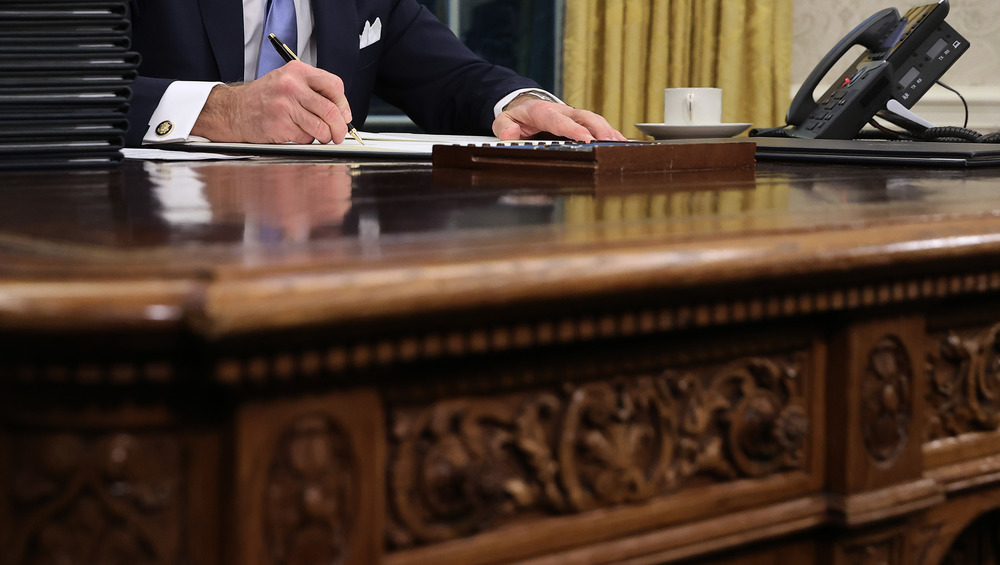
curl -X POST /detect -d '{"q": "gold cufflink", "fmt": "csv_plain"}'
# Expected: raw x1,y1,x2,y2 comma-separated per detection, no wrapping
155,120,174,137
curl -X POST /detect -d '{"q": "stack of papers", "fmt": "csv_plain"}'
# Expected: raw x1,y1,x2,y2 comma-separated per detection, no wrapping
0,0,137,169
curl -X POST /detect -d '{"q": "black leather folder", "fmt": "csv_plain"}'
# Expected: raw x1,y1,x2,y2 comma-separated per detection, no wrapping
754,138,1000,167
0,0,134,170
0,152,122,170
0,118,127,140
0,3,128,22
0,87,131,108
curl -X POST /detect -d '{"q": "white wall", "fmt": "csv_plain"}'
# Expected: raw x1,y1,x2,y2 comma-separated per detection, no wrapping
792,0,1000,131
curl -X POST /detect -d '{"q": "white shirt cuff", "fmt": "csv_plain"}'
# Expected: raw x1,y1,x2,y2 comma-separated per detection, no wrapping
493,88,565,118
143,81,222,144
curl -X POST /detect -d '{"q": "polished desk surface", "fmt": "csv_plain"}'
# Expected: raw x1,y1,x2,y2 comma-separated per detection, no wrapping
2,157,1000,339
4,155,1000,565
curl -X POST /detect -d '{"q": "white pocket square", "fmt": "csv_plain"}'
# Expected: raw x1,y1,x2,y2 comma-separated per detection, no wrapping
359,17,382,49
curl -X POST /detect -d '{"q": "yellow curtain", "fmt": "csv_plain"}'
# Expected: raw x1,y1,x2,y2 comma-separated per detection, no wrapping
562,0,793,139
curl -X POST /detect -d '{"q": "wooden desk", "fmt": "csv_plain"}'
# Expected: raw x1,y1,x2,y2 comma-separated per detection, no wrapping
2,157,1000,565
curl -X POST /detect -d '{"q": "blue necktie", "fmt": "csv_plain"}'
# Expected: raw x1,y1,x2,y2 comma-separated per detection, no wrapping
256,0,297,78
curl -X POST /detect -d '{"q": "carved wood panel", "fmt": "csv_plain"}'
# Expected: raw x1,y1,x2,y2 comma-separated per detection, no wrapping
940,510,1000,565
3,432,181,565
909,486,1000,565
844,540,898,565
861,336,913,465
265,416,354,565
914,522,947,565
233,389,384,565
927,323,1000,441
828,526,908,565
386,355,810,548
844,537,904,565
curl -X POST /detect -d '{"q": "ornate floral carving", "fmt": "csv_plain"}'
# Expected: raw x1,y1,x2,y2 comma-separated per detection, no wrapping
927,324,1000,440
265,416,355,565
860,336,913,465
6,433,180,565
559,377,677,511
387,356,809,547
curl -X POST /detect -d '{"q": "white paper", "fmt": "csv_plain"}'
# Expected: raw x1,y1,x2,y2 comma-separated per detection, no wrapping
123,148,252,161
171,132,565,158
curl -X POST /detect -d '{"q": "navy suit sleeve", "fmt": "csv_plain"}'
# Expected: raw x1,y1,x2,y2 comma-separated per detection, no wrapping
125,77,174,147
124,0,236,147
369,0,540,135
124,1,180,146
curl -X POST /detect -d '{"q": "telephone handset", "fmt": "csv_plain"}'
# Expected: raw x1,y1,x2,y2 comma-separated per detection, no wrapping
784,0,968,139
786,9,900,126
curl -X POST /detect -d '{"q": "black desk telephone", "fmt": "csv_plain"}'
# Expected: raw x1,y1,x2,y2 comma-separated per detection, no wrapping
784,0,968,139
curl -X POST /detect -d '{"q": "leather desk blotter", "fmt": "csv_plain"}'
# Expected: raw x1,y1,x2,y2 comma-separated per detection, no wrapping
432,139,756,175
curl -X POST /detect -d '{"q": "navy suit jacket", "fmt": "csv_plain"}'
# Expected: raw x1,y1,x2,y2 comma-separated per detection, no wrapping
125,0,539,146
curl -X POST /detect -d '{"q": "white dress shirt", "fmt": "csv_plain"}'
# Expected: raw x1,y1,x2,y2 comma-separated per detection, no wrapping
144,0,316,143
241,0,317,81
142,1,558,144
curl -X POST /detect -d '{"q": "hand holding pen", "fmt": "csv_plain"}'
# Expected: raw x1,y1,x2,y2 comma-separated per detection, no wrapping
269,33,364,145
191,47,362,145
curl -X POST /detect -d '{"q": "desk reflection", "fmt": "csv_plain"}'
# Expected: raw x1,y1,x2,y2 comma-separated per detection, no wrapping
133,160,793,247
8,159,999,253
144,160,353,244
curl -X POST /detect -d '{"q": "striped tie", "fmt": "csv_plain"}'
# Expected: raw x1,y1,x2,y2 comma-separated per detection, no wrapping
256,0,297,78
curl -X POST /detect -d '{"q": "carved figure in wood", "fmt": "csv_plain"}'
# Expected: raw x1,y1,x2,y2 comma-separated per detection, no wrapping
861,336,913,465
265,416,355,565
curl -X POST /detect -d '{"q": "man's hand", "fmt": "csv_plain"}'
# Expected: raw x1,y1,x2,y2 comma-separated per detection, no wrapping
192,61,353,144
493,94,627,142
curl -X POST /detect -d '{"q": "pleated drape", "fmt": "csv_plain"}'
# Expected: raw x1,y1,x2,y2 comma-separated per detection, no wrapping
562,0,793,138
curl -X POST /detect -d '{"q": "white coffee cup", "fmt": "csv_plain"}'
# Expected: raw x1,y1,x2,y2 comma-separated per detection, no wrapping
664,87,723,126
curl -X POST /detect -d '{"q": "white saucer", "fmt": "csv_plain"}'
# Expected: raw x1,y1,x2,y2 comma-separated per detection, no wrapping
635,122,752,140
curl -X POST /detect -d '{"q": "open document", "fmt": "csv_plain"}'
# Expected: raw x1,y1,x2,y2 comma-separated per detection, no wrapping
156,132,563,158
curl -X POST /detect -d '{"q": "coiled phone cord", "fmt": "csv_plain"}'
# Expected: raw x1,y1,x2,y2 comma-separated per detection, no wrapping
752,82,1000,143
873,81,1000,142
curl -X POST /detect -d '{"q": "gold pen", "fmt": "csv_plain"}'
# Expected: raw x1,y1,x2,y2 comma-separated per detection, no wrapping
268,33,364,145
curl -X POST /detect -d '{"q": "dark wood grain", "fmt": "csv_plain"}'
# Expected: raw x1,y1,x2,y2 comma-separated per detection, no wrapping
3,156,1000,565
